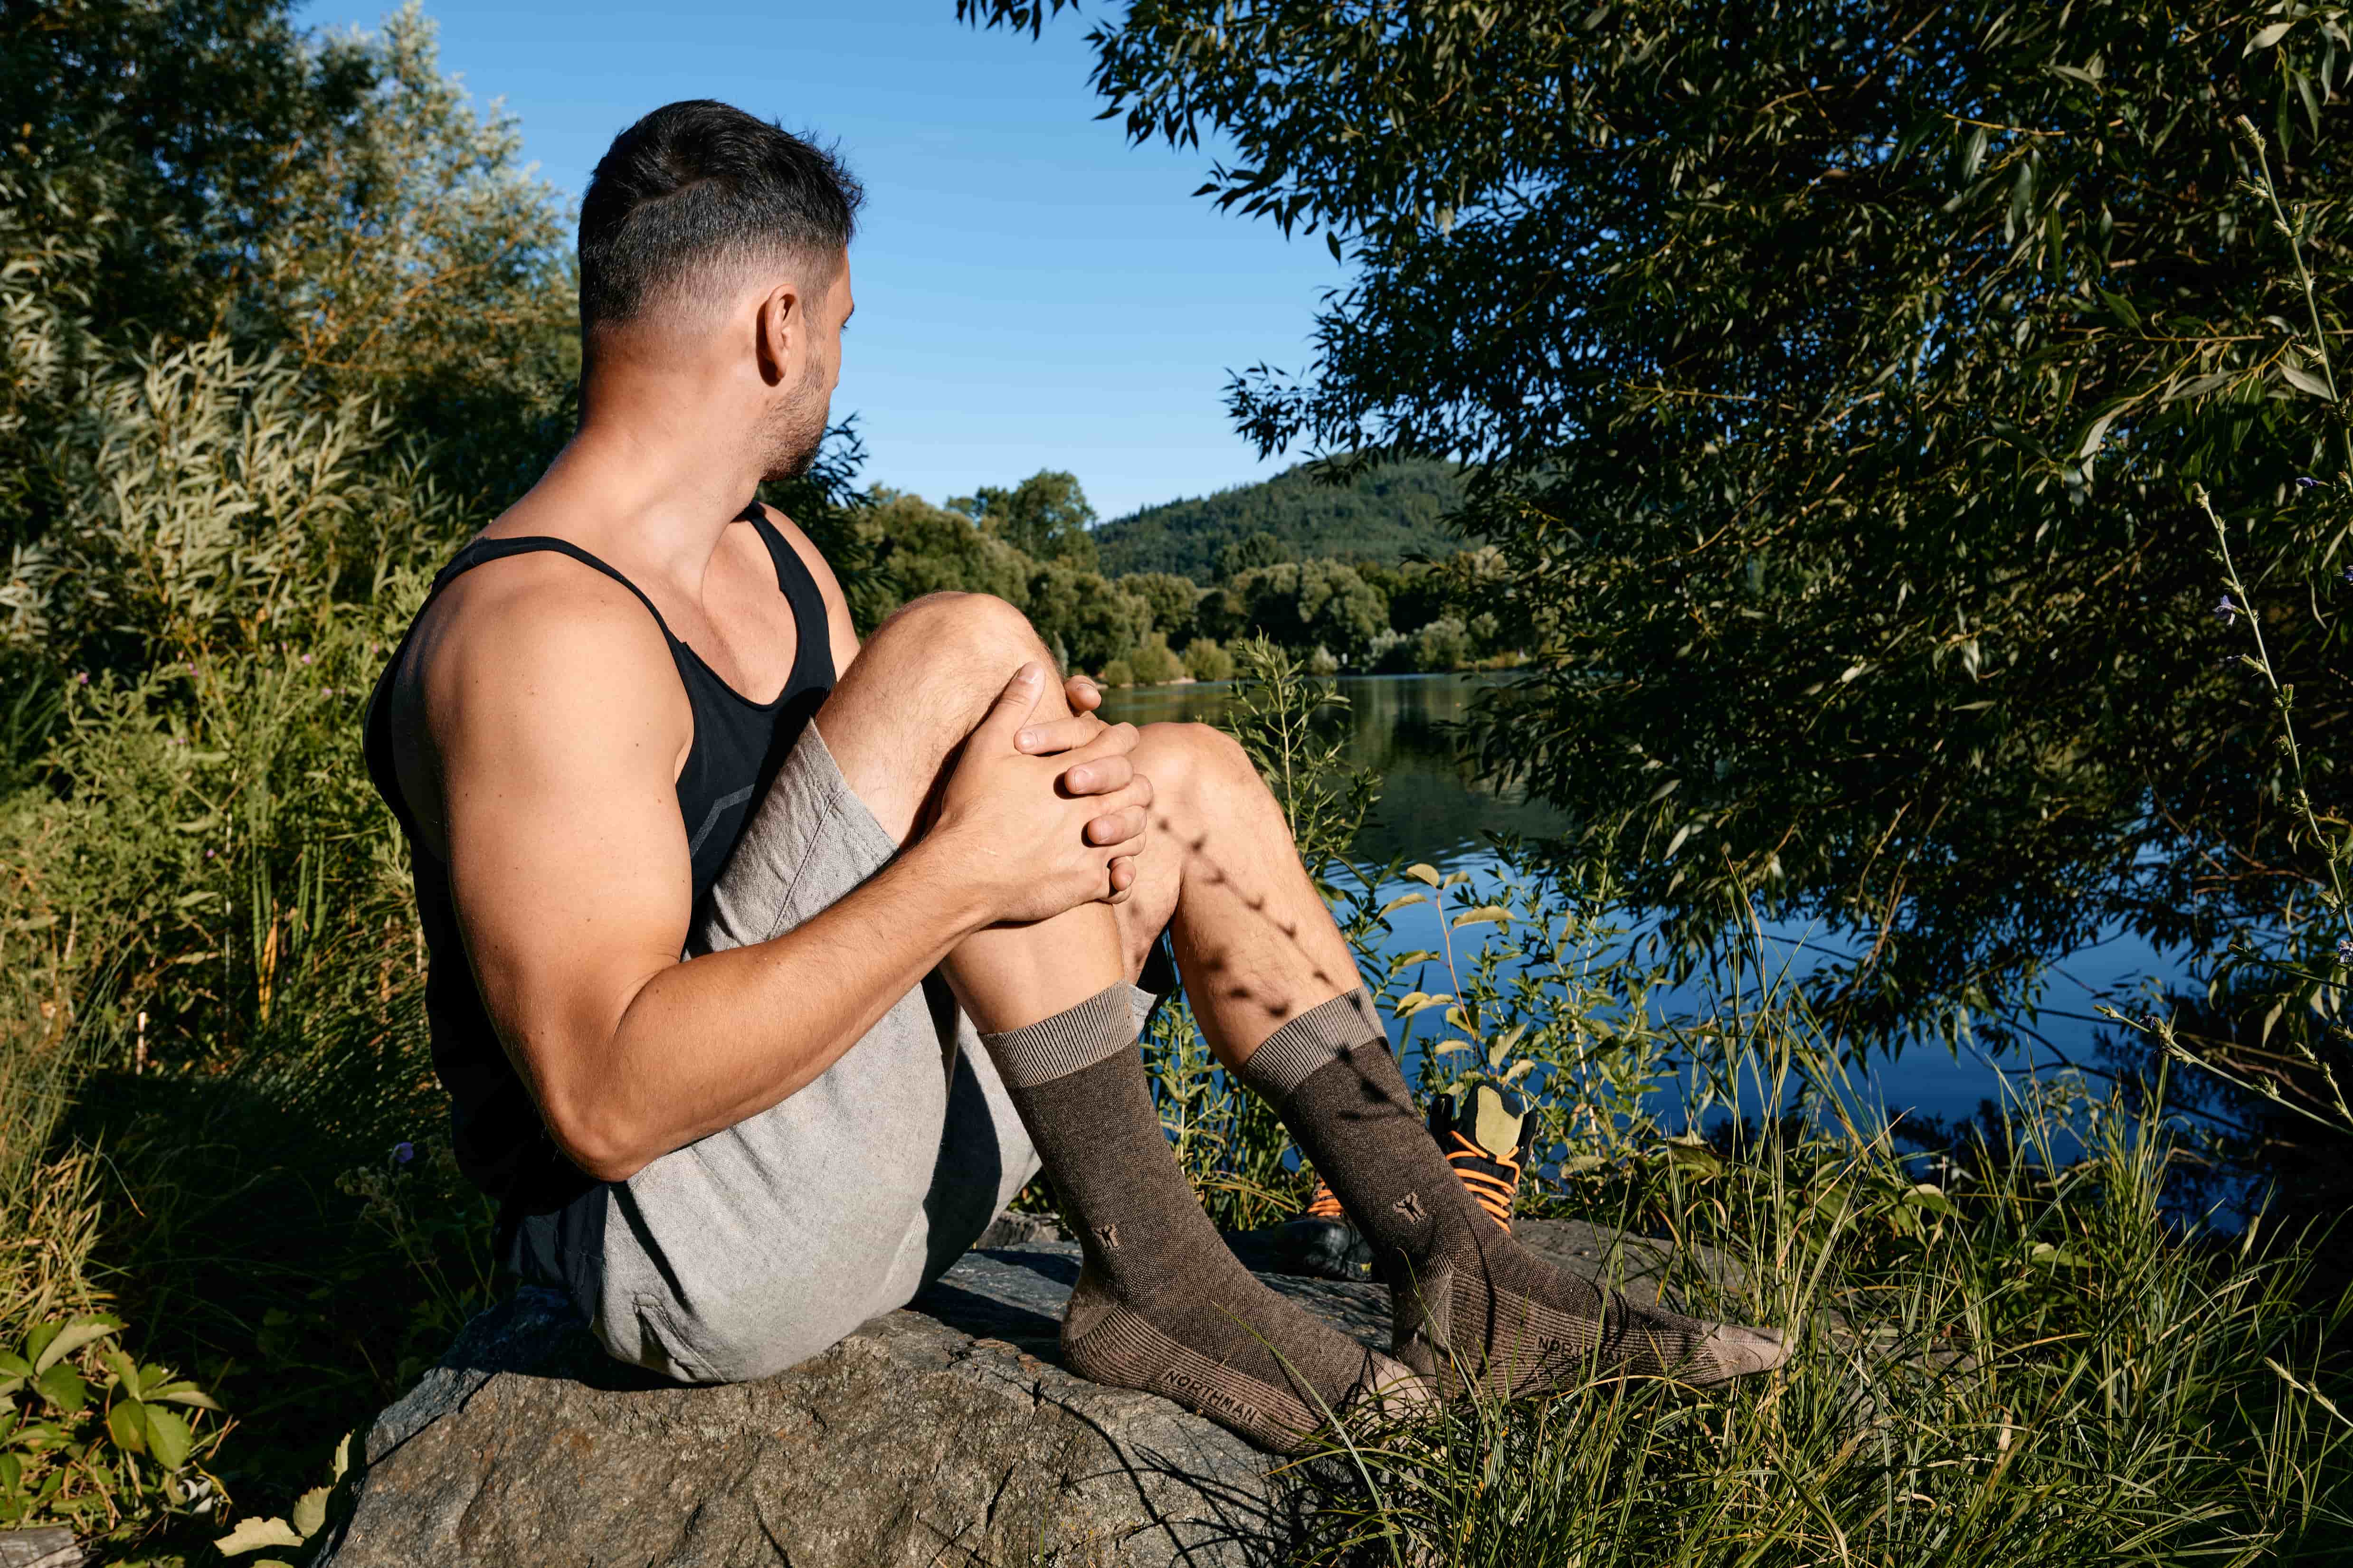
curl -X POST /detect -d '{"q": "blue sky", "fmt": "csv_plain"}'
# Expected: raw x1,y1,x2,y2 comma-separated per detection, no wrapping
293,0,1342,520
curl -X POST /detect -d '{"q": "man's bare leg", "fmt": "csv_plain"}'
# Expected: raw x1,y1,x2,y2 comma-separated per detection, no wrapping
1109,723,1792,1397
817,594,1423,1453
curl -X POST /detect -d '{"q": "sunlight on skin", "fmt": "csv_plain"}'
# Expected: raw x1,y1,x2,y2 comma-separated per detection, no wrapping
1115,725,1357,1069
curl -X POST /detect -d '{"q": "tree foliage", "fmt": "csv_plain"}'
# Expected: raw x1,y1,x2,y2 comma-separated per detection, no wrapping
1094,455,1462,581
4,2,576,519
968,0,2353,1035
953,467,1100,567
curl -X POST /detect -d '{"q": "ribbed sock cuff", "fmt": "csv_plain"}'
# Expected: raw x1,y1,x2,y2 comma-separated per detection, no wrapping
980,983,1139,1090
1238,986,1385,1101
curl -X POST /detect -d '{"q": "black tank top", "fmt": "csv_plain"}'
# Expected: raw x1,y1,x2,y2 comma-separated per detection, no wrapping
361,502,835,1220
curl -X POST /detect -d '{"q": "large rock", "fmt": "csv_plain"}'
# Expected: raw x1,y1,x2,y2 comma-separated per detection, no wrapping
312,1217,1716,1568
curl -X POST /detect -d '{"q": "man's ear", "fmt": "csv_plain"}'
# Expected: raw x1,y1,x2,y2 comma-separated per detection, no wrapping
754,281,802,388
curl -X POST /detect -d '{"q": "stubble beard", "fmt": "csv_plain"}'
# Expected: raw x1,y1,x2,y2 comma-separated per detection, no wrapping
761,377,832,484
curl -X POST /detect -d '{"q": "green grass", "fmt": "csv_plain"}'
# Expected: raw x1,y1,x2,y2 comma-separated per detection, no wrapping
1286,1027,2353,1564
0,609,2347,1568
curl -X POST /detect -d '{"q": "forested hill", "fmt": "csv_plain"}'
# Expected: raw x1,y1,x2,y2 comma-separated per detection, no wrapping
1092,458,1465,582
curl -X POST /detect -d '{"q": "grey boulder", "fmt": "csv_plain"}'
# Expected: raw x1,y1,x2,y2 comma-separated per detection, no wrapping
311,1217,1713,1568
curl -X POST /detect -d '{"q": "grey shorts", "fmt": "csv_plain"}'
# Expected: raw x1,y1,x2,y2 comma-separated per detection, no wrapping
513,723,1129,1385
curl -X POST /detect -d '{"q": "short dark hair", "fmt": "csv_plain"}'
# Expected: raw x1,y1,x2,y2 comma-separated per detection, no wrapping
578,100,863,329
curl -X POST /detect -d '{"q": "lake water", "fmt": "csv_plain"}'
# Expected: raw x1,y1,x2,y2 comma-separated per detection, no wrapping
1103,673,2191,1139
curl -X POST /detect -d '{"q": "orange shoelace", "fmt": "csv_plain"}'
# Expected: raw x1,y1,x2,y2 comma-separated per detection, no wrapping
1300,1136,1520,1230
1444,1132,1519,1230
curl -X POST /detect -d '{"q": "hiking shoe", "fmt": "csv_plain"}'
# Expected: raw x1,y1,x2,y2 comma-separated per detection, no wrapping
1270,1173,1378,1281
1271,1082,1535,1279
1427,1082,1533,1230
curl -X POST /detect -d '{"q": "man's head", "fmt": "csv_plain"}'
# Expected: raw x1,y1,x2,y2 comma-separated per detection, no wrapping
579,101,861,481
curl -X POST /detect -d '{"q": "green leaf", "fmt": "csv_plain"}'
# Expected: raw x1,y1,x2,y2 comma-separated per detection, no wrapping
2029,1240,2091,1268
33,1317,121,1375
2280,359,2335,400
1392,991,1453,1018
33,1361,86,1416
1403,862,1443,888
2249,19,2295,51
1903,1182,1956,1217
144,1404,194,1471
155,1386,224,1411
107,1397,149,1455
102,1348,140,1396
1450,905,1513,929
1376,892,1427,918
292,1483,332,1539
215,1516,306,1555
1664,1137,1723,1178
2076,404,2126,458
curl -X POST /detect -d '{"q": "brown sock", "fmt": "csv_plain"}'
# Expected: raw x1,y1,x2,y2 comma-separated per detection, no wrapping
981,985,1424,1453
1242,988,1789,1397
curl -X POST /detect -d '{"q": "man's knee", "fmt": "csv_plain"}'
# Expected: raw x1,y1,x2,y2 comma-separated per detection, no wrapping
1134,721,1258,808
871,591,1047,668
823,593,1058,837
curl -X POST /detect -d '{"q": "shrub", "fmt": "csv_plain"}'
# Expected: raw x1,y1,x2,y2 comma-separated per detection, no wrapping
1125,633,1184,685
1181,635,1234,682
1412,615,1472,671
1367,626,1414,673
1097,656,1137,688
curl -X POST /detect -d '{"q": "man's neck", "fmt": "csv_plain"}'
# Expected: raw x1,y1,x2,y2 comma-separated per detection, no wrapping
498,371,765,595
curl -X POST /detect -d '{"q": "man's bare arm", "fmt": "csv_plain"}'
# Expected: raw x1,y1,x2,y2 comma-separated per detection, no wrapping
427,578,1144,1183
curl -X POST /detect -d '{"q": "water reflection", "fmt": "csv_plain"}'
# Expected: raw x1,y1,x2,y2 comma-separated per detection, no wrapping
1104,673,1557,866
1101,674,2188,1137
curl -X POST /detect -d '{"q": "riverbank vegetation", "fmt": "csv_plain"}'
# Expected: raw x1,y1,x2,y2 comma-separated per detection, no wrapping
848,467,1525,685
1,0,2349,1561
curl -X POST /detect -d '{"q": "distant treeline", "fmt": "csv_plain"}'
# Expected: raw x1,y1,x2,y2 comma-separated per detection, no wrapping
854,467,1517,686
1091,458,1465,583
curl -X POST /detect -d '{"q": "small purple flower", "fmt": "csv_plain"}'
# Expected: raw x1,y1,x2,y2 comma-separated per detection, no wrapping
204,849,214,859
2337,935,2353,966
2344,566,2353,586
2297,476,2320,489
393,1141,415,1165
2216,595,2238,624
300,653,312,665
75,671,87,685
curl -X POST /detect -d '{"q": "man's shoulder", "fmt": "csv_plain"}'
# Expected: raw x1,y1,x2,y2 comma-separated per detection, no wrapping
426,546,674,680
401,547,687,760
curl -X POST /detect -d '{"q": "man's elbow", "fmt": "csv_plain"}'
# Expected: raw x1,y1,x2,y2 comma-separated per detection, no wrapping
542,1097,656,1185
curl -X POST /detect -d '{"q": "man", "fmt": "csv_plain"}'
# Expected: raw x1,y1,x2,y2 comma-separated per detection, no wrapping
364,100,1786,1456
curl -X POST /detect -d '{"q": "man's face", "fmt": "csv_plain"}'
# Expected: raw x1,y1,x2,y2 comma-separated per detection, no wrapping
763,254,853,483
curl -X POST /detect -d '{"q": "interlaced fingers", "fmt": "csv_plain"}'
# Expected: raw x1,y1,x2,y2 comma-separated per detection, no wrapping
1444,1132,1519,1229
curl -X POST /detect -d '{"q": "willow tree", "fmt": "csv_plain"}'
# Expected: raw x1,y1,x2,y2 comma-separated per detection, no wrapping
968,0,2353,1040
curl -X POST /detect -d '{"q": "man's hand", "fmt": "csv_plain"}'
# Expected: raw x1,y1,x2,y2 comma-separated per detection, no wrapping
1012,674,1110,764
932,663,1152,925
